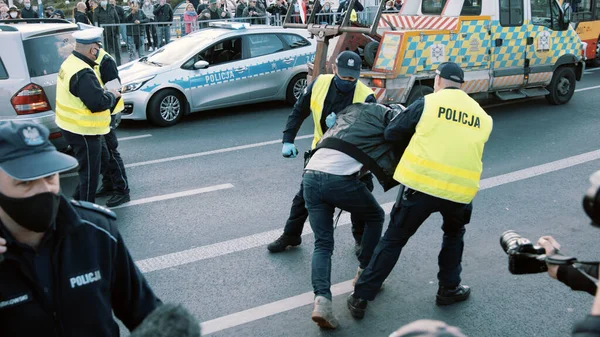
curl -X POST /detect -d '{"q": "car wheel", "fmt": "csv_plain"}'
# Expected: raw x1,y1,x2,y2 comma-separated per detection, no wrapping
406,84,434,105
545,66,576,105
364,41,379,68
286,73,307,105
147,89,185,127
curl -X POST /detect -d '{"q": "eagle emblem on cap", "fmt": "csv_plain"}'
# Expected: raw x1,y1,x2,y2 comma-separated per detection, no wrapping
22,126,44,146
347,59,355,67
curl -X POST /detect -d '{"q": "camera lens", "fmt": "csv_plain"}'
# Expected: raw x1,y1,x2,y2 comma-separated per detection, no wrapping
500,230,522,254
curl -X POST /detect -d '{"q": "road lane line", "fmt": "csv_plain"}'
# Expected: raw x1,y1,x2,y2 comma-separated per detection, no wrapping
60,84,600,181
110,184,234,210
118,134,152,141
59,134,314,179
136,149,600,274
191,150,600,335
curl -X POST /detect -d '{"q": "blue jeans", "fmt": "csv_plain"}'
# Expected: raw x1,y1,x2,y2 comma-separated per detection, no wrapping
156,25,171,47
119,25,127,44
127,35,144,61
354,188,473,301
303,170,384,300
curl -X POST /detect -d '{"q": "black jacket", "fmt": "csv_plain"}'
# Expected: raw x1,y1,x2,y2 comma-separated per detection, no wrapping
314,103,404,191
74,10,91,24
153,3,173,24
20,6,39,18
114,4,125,22
574,316,600,337
126,10,148,36
0,196,161,337
282,74,377,144
93,4,120,25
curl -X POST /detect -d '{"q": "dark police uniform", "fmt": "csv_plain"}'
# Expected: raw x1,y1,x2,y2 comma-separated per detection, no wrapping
269,72,376,252
349,65,493,313
95,48,131,206
0,196,161,337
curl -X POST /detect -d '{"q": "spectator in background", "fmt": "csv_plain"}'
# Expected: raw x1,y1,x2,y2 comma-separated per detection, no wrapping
235,0,246,19
142,0,158,51
197,0,208,14
189,0,200,13
8,5,21,18
319,1,333,24
20,0,38,18
110,0,127,46
93,0,122,64
86,0,97,23
200,0,230,21
266,0,286,24
0,5,9,19
384,0,396,12
75,2,91,24
393,0,402,11
241,0,263,23
183,2,198,35
51,9,66,18
153,0,173,48
126,0,147,61
44,5,54,17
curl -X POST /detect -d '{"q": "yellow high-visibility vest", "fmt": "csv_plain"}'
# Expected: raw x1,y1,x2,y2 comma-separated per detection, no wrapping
350,9,357,22
309,74,374,149
95,48,124,114
55,54,111,136
393,89,493,204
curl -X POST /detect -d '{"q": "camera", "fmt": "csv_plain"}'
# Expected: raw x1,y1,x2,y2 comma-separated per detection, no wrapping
500,170,600,275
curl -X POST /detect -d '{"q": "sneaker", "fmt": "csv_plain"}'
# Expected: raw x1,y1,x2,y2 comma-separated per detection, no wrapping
267,233,301,253
436,285,471,306
311,296,339,329
347,292,368,319
96,185,114,198
106,194,131,208
149,46,154,51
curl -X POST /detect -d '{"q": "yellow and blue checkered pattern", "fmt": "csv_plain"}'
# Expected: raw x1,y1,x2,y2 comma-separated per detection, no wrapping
374,33,403,71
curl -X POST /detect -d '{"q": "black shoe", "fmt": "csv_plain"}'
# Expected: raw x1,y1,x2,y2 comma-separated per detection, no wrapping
106,194,130,208
347,292,368,319
436,285,471,306
96,185,114,198
267,233,301,253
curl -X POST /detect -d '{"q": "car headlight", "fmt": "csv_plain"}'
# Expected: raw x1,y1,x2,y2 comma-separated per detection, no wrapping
121,75,156,93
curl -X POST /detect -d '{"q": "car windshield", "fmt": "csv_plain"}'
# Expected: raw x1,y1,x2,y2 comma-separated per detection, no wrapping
145,30,225,66
22,31,76,77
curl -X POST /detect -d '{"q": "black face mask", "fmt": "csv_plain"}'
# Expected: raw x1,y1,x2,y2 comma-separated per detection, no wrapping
0,192,60,233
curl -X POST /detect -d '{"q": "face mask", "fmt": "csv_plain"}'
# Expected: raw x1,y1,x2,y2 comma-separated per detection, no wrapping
324,6,329,10
9,11,16,18
333,75,357,93
101,1,107,6
0,192,60,233
293,3,298,10
24,3,31,8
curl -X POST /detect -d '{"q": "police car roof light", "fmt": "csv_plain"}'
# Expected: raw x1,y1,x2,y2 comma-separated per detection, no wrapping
208,22,249,30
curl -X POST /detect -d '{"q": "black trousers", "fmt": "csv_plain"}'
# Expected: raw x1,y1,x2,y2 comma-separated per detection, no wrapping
100,129,129,195
283,173,374,240
354,188,473,301
62,130,103,203
103,27,121,65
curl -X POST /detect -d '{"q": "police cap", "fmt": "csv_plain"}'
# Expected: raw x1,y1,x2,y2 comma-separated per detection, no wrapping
435,62,465,84
0,122,78,181
72,27,104,45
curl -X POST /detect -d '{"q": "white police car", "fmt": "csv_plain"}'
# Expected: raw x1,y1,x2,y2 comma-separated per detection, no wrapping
118,22,316,126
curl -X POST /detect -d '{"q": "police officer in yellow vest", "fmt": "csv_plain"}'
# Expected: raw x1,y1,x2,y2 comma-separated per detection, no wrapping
347,62,493,318
94,47,131,208
55,28,121,203
268,51,376,253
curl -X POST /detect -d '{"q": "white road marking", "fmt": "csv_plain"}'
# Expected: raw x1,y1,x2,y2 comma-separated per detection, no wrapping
118,134,152,141
59,134,314,179
110,184,234,210
586,67,600,72
575,84,600,92
132,149,600,335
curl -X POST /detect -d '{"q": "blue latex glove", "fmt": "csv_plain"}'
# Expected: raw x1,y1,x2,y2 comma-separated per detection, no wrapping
282,142,298,158
325,112,337,128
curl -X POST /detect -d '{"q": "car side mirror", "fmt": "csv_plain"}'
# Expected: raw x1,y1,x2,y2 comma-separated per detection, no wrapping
193,60,209,69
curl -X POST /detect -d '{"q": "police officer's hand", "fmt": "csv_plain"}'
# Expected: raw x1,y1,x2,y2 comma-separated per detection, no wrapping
0,237,6,255
537,236,561,279
325,112,336,128
282,142,298,158
109,89,121,100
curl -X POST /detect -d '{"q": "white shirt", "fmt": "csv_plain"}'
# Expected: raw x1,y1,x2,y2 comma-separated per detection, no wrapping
305,148,362,176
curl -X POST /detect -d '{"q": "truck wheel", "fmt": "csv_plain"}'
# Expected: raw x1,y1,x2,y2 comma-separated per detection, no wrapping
364,41,379,67
407,84,434,105
147,89,185,127
545,66,576,105
286,73,307,105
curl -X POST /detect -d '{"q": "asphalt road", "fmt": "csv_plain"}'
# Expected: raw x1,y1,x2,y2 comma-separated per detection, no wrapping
61,68,600,337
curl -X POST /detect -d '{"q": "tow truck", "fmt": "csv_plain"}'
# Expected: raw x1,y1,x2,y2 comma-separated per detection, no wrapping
283,0,587,105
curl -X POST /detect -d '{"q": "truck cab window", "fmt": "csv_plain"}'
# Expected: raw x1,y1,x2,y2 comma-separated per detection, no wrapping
500,0,524,26
422,0,447,14
531,0,563,30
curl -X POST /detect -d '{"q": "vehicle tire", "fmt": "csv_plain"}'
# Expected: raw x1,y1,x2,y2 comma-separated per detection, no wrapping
590,37,600,68
406,84,434,105
147,89,185,127
286,73,308,105
545,66,576,105
364,41,379,68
